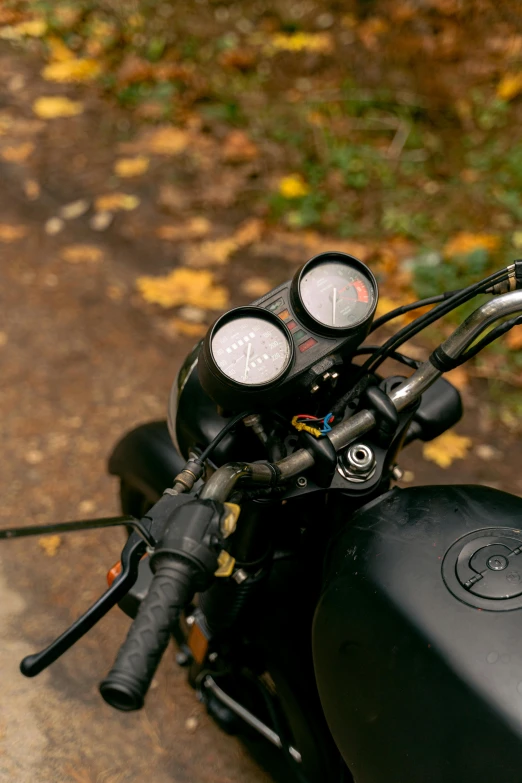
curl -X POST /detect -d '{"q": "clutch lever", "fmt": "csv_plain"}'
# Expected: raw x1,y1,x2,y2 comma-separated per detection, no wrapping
0,515,153,677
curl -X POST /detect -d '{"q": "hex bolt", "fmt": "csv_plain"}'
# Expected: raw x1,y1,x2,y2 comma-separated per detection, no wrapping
296,476,308,488
338,443,376,483
233,568,248,584
392,465,404,481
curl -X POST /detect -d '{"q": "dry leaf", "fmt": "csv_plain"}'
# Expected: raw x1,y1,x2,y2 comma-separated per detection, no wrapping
156,217,211,241
242,277,272,297
0,142,34,163
47,35,75,62
61,245,103,264
278,174,310,199
234,218,263,246
185,219,263,267
169,318,207,338
45,217,64,235
146,127,189,156
114,156,150,178
222,130,259,163
24,179,40,200
42,58,102,83
443,232,500,257
39,535,62,557
507,325,522,351
0,223,27,242
423,430,472,468
0,19,47,39
95,193,140,212
137,268,229,310
497,73,522,102
268,32,333,54
59,199,90,220
33,96,84,118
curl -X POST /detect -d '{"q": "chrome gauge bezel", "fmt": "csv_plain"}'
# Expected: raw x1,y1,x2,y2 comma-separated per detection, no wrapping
291,251,378,337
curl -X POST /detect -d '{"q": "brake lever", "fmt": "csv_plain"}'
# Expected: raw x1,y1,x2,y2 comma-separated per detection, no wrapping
19,528,147,677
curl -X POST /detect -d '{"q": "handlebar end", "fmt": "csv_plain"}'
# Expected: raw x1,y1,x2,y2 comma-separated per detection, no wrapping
100,673,144,711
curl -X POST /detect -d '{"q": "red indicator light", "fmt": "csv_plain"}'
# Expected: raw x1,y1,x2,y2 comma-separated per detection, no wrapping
299,337,318,353
278,309,290,321
286,320,297,330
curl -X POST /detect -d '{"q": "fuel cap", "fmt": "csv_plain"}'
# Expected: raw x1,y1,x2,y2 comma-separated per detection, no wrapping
443,528,522,610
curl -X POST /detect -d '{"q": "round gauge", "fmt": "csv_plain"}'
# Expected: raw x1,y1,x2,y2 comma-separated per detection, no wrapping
199,307,294,409
211,314,291,386
291,252,378,336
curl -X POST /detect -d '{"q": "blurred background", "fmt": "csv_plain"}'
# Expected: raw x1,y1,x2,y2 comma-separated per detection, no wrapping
1,1,522,781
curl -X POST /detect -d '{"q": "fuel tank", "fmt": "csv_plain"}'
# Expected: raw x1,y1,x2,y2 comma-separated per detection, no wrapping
313,485,522,783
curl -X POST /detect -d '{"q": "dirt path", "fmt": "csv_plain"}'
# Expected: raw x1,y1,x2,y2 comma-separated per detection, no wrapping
1,38,522,783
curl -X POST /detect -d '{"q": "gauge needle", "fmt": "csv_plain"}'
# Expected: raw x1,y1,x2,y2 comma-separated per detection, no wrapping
332,287,337,326
243,341,252,381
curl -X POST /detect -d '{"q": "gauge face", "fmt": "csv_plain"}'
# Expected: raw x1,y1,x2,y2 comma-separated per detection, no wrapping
211,315,291,386
299,259,375,329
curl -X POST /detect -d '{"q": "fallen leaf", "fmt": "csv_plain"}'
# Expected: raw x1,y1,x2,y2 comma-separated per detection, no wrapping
0,224,27,242
184,219,263,267
0,19,47,39
507,325,522,350
169,318,208,338
39,535,62,557
178,305,206,323
268,32,333,54
59,199,90,220
222,130,259,163
475,443,500,461
233,218,263,246
33,96,84,119
358,17,389,50
116,54,154,86
114,156,150,178
90,211,113,231
94,193,140,212
146,127,189,156
156,216,211,241
443,232,501,257
61,245,103,264
219,48,257,71
42,58,102,83
45,217,65,235
422,430,472,468
241,277,272,297
137,268,229,310
497,73,522,102
0,142,34,163
46,35,75,62
24,179,40,200
278,174,310,199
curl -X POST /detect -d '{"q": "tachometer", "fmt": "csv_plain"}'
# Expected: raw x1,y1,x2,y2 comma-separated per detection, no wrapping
291,252,378,336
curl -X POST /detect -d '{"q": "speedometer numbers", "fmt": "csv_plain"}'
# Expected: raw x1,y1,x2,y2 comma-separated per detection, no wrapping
212,315,291,386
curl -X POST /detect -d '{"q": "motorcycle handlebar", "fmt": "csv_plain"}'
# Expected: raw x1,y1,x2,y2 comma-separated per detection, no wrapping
100,555,198,711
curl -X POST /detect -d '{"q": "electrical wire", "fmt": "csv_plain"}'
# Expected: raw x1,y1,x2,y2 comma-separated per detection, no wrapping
369,293,447,333
352,346,420,370
458,313,522,364
196,410,254,464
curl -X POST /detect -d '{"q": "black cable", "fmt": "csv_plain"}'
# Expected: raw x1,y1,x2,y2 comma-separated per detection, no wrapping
370,293,446,333
458,314,522,363
196,411,254,464
352,346,420,370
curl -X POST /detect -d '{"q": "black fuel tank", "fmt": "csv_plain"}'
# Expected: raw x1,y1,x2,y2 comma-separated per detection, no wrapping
313,485,522,783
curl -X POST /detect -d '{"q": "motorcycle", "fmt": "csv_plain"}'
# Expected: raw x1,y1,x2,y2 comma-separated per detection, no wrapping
4,250,522,783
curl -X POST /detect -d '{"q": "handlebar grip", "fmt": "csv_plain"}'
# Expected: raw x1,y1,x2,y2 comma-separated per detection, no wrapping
99,556,197,711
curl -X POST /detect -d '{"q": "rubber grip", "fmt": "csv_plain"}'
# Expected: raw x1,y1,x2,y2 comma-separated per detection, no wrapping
99,557,196,711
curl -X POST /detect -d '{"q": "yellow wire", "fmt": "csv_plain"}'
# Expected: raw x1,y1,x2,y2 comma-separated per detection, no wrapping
291,416,322,438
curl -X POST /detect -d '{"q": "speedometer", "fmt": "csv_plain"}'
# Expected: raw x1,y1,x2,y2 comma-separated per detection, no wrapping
198,306,294,409
291,251,378,336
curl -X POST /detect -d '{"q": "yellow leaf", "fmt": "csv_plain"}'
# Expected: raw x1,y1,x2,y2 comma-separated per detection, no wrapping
137,268,229,310
38,535,62,557
497,73,522,102
61,245,104,264
241,277,272,297
233,218,263,246
146,127,189,156
423,430,472,469
94,193,140,212
156,217,211,241
186,237,238,266
47,35,75,62
43,58,102,83
0,224,27,242
512,230,522,249
169,318,208,338
268,32,333,54
33,96,84,119
0,142,34,163
278,174,310,199
0,19,47,39
507,325,522,351
443,232,501,257
114,156,150,178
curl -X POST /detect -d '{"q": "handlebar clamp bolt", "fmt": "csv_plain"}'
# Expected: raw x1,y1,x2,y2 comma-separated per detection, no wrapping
296,476,308,488
338,443,376,483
